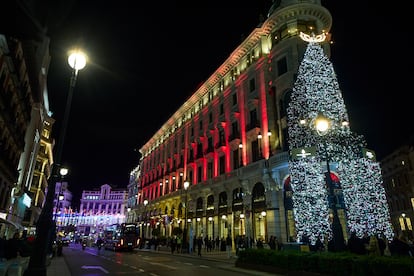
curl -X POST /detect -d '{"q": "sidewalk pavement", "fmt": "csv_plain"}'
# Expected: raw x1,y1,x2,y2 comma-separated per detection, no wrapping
47,245,276,276
47,254,71,276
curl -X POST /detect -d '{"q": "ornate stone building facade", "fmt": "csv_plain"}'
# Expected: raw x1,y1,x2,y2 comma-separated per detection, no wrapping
131,1,333,245
78,184,128,237
0,32,53,237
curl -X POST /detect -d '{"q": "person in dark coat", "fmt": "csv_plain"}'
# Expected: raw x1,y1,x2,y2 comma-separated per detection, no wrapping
197,236,203,257
226,235,233,258
377,233,387,256
0,235,6,260
268,235,276,250
6,232,22,259
389,234,411,256
347,232,366,255
170,236,176,254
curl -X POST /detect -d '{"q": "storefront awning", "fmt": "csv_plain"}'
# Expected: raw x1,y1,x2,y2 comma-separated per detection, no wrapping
0,217,23,230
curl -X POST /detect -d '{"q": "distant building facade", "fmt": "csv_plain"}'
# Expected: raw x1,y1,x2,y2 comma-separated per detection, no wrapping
381,143,414,240
53,181,73,231
127,165,140,223
78,184,127,237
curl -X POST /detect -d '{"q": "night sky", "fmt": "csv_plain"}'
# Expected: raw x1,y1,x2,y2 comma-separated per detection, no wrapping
42,1,413,207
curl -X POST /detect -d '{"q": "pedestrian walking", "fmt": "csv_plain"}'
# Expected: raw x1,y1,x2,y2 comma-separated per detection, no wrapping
170,236,176,254
176,236,182,253
6,232,22,260
226,235,232,258
197,236,203,257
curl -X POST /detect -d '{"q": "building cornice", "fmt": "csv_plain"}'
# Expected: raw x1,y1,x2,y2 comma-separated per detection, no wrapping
140,3,332,156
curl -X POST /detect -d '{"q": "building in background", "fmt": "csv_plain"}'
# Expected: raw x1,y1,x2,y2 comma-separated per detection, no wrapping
0,31,53,238
381,143,414,241
127,165,140,223
53,181,73,232
78,184,127,238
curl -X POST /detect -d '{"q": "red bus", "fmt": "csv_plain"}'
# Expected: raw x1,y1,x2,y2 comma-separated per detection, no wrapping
103,223,139,251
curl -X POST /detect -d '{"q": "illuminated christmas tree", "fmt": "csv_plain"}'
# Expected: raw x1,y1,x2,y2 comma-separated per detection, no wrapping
287,32,394,247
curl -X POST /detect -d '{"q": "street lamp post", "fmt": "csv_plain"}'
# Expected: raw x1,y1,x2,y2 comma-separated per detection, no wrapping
267,131,272,156
179,172,184,189
238,143,243,168
183,180,190,253
257,132,262,159
240,213,245,236
127,208,131,223
54,167,68,223
258,211,267,240
27,49,87,275
315,115,345,252
142,199,148,245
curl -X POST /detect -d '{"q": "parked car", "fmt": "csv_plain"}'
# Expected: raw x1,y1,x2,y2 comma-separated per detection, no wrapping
61,238,71,246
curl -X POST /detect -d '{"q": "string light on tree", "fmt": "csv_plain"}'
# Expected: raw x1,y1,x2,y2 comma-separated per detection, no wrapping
287,32,394,247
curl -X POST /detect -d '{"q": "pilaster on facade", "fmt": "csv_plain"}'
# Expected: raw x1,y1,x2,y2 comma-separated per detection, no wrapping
132,1,332,244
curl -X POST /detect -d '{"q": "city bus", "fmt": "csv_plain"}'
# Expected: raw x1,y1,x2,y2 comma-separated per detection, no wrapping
103,223,139,251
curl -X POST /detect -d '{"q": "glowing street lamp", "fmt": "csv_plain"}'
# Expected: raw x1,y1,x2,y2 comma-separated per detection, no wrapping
54,167,67,223
240,214,245,236
258,211,267,239
239,143,243,167
141,199,148,246
59,167,69,177
315,114,345,252
27,49,87,274
257,132,262,159
267,131,272,155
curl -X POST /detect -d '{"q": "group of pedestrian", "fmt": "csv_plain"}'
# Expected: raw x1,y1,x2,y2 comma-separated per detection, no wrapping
0,231,33,261
346,231,414,257
190,235,233,258
169,235,182,254
268,235,280,250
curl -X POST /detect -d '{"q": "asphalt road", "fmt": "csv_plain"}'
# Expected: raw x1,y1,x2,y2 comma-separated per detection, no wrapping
62,244,277,276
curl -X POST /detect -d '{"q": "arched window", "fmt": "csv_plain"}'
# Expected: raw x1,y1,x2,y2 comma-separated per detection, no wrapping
196,198,203,211
279,89,292,118
232,188,244,211
252,183,266,210
219,192,227,207
207,195,214,209
178,202,183,217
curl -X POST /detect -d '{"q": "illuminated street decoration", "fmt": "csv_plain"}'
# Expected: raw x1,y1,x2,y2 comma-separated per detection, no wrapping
291,147,316,159
299,32,326,43
287,33,394,246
